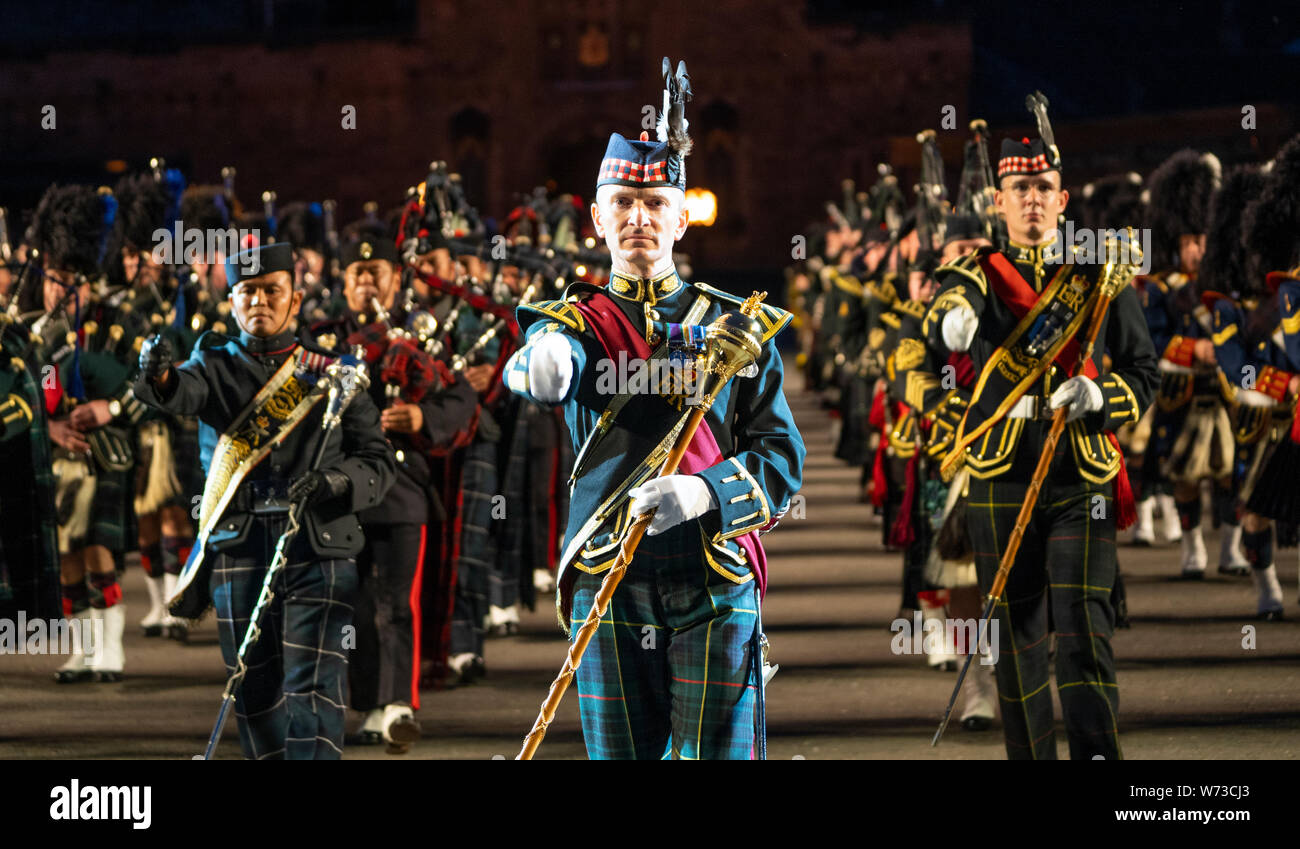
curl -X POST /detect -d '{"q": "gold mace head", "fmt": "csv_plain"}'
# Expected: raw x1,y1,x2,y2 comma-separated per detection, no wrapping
1099,227,1143,298
694,291,767,412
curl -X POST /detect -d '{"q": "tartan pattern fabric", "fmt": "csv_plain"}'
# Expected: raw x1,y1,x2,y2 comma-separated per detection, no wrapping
449,438,497,657
569,522,759,760
598,157,668,185
210,517,357,760
0,362,61,621
496,399,571,610
167,414,205,508
966,472,1122,761
54,454,131,555
997,153,1050,178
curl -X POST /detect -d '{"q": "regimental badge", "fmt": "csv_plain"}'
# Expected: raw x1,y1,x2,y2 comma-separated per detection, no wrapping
317,332,338,350
360,242,373,260
1058,274,1089,313
995,345,1036,382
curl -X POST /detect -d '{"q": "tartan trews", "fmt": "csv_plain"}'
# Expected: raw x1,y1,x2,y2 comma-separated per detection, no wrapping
210,515,358,760
966,476,1121,761
569,523,759,760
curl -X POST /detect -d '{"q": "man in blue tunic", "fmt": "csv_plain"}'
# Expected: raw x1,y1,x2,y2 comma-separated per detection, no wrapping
503,60,805,759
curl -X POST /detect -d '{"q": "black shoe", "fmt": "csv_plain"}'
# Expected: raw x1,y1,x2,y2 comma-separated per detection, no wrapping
54,669,93,684
1218,564,1250,577
961,716,993,732
1259,608,1285,622
357,730,383,746
461,656,486,684
93,671,123,683
141,624,163,638
165,623,189,642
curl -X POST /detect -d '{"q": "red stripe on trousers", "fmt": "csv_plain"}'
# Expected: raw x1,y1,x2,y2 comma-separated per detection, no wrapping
409,524,427,710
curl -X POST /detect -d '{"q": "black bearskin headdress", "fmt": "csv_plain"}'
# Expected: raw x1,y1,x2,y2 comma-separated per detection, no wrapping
1143,149,1221,270
27,184,109,279
1243,133,1300,291
1200,164,1266,298
1076,172,1144,233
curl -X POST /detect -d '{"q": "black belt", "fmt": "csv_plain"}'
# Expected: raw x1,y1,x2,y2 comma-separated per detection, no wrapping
232,480,292,515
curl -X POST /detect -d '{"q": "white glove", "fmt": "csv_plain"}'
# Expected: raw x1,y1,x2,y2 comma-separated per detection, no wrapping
1048,375,1104,422
526,332,574,403
941,306,978,352
628,475,718,536
1236,388,1275,408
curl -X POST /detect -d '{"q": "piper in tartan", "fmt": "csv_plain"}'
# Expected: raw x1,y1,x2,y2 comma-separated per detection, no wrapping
310,221,478,752
503,59,805,759
26,184,151,684
921,121,1158,759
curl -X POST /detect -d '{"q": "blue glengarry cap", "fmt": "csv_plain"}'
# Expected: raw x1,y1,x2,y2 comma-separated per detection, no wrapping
597,57,693,192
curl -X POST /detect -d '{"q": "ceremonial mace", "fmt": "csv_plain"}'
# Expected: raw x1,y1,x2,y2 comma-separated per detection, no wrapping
517,293,770,760
195,360,369,760
932,232,1141,746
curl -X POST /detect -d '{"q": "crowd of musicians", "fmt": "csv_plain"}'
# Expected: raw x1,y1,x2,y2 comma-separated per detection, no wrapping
4,97,1300,760
0,159,611,752
788,114,1300,756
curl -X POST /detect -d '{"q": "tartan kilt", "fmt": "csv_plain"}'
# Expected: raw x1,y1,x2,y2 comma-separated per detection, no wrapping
568,521,759,760
168,414,205,508
52,451,131,556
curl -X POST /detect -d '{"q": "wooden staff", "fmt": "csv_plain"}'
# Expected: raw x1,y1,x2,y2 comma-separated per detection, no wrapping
932,235,1140,746
517,293,768,760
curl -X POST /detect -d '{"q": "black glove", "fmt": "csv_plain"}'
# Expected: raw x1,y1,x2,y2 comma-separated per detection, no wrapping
139,334,174,383
288,469,351,506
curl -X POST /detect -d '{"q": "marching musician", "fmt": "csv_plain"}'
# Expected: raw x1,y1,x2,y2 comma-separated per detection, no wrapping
134,241,395,759
28,184,150,685
921,114,1158,759
109,171,206,641
503,60,805,759
1134,151,1244,578
311,223,478,753
1206,134,1300,621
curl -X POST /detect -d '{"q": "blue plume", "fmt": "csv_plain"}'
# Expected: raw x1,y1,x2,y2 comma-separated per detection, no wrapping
171,283,190,332
214,193,230,228
309,201,322,218
67,290,86,401
97,192,118,267
164,168,187,229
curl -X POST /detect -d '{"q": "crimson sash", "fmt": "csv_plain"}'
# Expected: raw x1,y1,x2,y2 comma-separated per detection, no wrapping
573,290,770,595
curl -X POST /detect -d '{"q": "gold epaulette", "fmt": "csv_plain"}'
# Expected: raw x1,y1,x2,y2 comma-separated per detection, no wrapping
691,282,792,343
827,269,864,298
934,248,988,296
880,312,901,330
866,278,898,306
518,298,587,333
895,299,927,320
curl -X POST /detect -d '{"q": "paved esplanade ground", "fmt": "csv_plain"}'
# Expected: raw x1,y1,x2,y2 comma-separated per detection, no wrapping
3,377,1298,759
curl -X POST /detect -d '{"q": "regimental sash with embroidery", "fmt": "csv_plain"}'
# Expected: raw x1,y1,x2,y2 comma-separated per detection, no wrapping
168,346,335,619
940,253,1107,479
